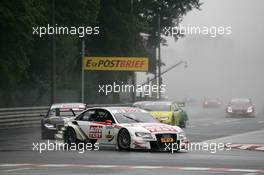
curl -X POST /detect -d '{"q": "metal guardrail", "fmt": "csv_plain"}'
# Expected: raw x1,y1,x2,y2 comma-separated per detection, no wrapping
0,103,132,128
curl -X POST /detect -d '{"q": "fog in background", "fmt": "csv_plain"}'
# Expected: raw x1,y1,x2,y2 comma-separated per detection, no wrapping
137,0,264,108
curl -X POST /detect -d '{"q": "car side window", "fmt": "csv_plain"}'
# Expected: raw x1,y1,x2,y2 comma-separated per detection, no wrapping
77,109,96,121
48,109,56,117
94,109,115,123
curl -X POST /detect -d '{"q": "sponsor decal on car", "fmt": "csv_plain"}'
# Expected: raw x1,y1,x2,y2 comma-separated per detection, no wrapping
89,125,103,138
143,125,177,133
105,126,114,139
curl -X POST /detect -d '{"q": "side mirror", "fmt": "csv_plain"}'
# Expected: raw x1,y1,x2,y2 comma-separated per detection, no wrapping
105,120,112,125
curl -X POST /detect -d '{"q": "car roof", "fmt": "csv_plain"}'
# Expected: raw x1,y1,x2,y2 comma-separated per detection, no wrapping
143,101,174,105
50,103,86,109
87,106,147,113
133,101,151,105
204,97,220,99
230,98,250,102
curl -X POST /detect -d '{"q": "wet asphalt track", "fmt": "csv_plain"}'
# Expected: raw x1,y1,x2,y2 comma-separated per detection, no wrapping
0,105,264,175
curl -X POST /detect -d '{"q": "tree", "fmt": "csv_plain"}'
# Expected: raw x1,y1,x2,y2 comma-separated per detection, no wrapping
86,0,201,103
0,0,201,106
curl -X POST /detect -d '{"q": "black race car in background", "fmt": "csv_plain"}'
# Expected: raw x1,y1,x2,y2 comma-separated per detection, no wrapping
226,98,255,117
41,103,86,139
203,97,222,108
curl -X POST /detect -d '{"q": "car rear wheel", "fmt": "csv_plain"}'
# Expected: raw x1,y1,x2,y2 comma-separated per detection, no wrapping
117,129,131,150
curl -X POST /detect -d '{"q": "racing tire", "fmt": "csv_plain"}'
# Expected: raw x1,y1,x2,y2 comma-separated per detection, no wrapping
64,128,78,145
179,120,186,128
117,129,131,151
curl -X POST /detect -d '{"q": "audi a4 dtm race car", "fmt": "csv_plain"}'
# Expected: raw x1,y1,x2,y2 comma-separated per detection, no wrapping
134,101,188,128
41,103,86,139
226,98,255,117
203,97,222,108
62,107,188,151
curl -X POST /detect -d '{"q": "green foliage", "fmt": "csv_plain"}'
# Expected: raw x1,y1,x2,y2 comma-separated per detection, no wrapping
0,0,200,106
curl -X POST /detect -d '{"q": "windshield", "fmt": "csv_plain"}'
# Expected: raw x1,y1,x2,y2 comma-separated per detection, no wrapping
143,103,171,111
205,98,219,102
114,112,158,123
230,99,251,106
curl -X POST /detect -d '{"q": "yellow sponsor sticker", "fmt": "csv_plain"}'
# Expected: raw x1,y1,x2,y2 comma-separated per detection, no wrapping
84,57,149,72
161,138,174,142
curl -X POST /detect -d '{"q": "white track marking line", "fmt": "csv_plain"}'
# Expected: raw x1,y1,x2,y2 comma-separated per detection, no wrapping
229,169,259,173
0,164,263,173
3,167,31,172
255,147,264,151
0,164,31,167
240,145,254,150
37,164,71,167
179,167,210,171
88,165,118,168
133,166,162,169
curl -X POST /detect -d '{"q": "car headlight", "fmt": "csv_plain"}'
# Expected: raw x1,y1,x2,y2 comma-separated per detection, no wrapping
135,132,153,139
178,131,186,140
227,107,232,113
44,123,55,128
61,126,66,131
160,117,169,121
247,107,253,113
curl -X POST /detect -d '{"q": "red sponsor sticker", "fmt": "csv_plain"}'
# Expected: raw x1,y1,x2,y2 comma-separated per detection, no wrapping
89,125,103,138
59,108,71,111
143,125,177,133
121,108,141,113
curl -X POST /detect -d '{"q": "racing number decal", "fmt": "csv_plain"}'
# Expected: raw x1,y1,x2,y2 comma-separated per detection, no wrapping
105,126,114,140
89,125,103,138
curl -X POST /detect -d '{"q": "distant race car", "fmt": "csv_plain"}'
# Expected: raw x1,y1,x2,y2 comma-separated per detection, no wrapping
134,101,188,128
63,107,188,151
41,103,86,139
226,98,255,117
176,101,186,108
132,101,151,108
203,97,222,108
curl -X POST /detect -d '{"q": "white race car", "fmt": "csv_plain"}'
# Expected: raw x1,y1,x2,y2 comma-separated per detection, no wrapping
63,107,188,151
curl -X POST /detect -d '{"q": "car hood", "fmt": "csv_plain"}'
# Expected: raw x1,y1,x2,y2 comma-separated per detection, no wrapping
149,111,173,118
229,105,250,110
119,123,182,133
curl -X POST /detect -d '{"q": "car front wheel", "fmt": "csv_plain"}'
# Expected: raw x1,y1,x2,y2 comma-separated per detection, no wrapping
117,129,131,150
64,128,77,145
